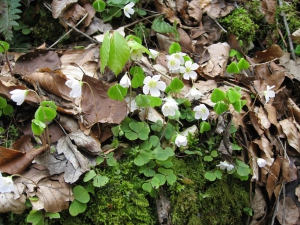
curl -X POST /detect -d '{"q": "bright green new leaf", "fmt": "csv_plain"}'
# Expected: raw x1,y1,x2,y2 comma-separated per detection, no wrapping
214,170,222,179
45,212,60,219
127,40,150,55
93,175,109,187
40,101,57,110
204,155,213,162
229,49,238,57
35,106,56,123
83,170,96,182
26,210,43,225
107,31,130,75
232,143,242,150
131,73,145,88
213,102,228,115
211,150,218,157
199,121,211,133
232,99,246,113
148,96,162,107
142,183,152,192
106,152,117,166
153,147,174,161
73,185,90,203
69,200,87,216
100,32,110,73
93,0,106,12
31,119,45,135
237,58,250,70
0,41,9,52
204,171,216,181
168,42,181,54
0,97,7,109
168,77,184,93
227,89,241,103
226,62,240,74
107,84,127,101
130,66,144,76
211,88,226,103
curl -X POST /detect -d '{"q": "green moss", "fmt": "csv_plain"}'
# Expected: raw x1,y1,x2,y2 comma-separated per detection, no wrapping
277,1,300,33
219,7,259,46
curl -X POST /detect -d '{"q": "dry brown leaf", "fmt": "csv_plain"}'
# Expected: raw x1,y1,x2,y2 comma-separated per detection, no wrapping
261,0,276,24
287,98,300,124
57,114,80,133
0,145,48,174
266,157,281,199
250,185,267,225
85,17,113,36
291,28,300,43
257,106,271,130
35,173,72,212
51,0,77,18
0,146,24,166
178,28,193,52
154,0,181,25
82,4,96,29
264,104,280,131
11,135,33,152
68,130,101,155
188,0,202,23
202,42,230,77
276,196,299,225
281,157,298,182
13,49,61,76
249,111,264,136
295,185,300,202
35,152,68,176
253,44,285,63
279,53,300,81
0,190,27,214
203,2,234,19
279,118,300,153
61,3,87,26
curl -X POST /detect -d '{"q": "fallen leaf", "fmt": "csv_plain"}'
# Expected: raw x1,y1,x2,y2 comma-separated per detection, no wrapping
279,53,300,81
276,196,299,225
295,185,300,202
250,185,267,225
253,44,285,63
61,3,87,26
0,146,24,166
0,191,27,214
261,0,276,24
281,157,298,182
68,130,101,155
266,157,281,199
82,4,96,30
279,118,300,153
11,135,33,152
51,0,77,18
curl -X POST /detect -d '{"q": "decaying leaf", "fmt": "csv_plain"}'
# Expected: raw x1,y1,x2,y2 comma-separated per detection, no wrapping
68,130,101,155
281,157,298,182
253,44,285,63
250,185,267,225
295,185,300,202
266,157,281,199
0,190,27,214
276,197,299,225
0,146,24,166
279,53,300,81
279,118,300,153
51,0,77,18
261,0,276,24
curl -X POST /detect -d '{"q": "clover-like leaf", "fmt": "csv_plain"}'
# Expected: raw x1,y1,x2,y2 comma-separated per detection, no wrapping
213,102,228,115
83,170,96,182
226,62,240,74
134,150,153,166
93,175,109,187
167,77,184,93
142,183,153,192
73,185,90,203
0,97,7,109
232,100,247,113
129,121,150,140
107,84,128,101
200,121,211,133
211,88,226,103
93,0,106,12
69,200,87,216
153,147,174,161
237,58,250,70
166,173,177,185
204,171,216,181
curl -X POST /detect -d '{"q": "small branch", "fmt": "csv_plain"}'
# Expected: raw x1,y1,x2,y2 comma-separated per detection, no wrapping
278,0,296,61
123,13,161,29
0,43,13,76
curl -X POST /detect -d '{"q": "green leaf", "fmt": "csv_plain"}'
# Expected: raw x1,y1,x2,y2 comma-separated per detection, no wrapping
166,173,177,185
31,119,45,135
129,121,150,140
135,94,150,107
211,150,218,157
27,210,43,225
204,155,213,162
237,58,250,70
213,102,228,115
0,97,7,108
106,152,117,166
168,77,184,93
131,73,145,88
93,0,106,12
0,41,10,52
226,62,240,74
100,32,110,73
45,212,60,219
214,170,222,179
151,176,161,189
83,170,96,182
204,171,216,181
151,120,163,132
237,166,251,177
232,143,242,150
153,173,166,185
35,106,56,123
127,39,150,55
139,165,155,177
153,147,174,161
73,185,90,203
199,121,211,133
148,96,162,107
149,135,159,147
107,84,127,101
40,101,57,110
227,89,241,103
229,49,238,57
211,88,226,103
158,167,173,175
142,183,152,192
96,156,105,165
134,150,153,166
125,131,138,140
169,42,181,54
107,31,130,75
69,200,87,216
232,100,246,113
93,175,109,187
152,16,173,33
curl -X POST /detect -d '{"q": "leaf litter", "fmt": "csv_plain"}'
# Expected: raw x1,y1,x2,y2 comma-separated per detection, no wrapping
0,0,300,224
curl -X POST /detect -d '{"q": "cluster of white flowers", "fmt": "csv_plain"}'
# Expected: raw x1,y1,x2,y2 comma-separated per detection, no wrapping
166,52,199,80
0,172,14,193
216,161,234,171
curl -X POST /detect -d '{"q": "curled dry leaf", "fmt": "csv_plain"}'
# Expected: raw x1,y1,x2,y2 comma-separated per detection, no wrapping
11,135,33,152
51,0,77,18
279,118,300,153
266,157,281,199
253,44,285,63
68,130,101,155
0,146,24,166
0,191,27,214
281,157,298,182
61,4,87,27
291,28,300,43
13,49,61,76
250,186,267,225
154,0,181,25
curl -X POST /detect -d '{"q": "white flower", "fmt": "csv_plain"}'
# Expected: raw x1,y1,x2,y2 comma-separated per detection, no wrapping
175,134,187,147
180,60,199,80
193,104,209,120
167,56,181,73
162,96,178,117
124,96,138,114
65,76,83,98
185,86,202,101
123,2,135,18
0,172,14,193
263,85,275,103
216,161,234,171
167,52,186,65
257,158,267,168
149,49,159,59
10,89,29,105
120,72,131,88
143,75,166,97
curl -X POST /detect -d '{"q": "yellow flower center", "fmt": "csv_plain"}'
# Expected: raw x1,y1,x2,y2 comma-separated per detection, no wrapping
148,80,157,88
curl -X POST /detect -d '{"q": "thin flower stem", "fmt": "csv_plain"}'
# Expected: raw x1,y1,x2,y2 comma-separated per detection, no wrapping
156,118,169,147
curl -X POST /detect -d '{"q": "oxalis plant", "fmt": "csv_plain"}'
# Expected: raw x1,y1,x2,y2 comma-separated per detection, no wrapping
99,29,252,195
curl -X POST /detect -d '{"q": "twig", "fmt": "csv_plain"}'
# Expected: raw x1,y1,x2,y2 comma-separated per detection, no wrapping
213,19,227,33
0,42,13,76
278,0,296,61
270,181,284,225
123,13,161,29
